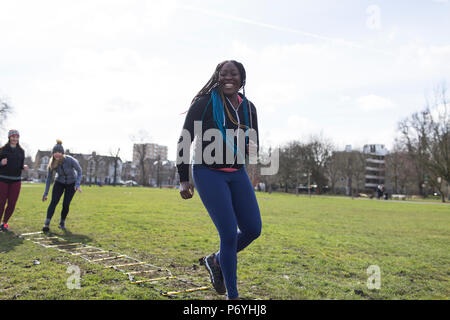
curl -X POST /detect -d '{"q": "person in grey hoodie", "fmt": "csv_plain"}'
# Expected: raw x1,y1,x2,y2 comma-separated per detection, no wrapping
42,140,82,232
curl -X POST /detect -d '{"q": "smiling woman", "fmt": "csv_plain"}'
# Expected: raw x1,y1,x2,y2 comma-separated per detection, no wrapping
0,129,29,232
42,140,83,233
176,60,261,300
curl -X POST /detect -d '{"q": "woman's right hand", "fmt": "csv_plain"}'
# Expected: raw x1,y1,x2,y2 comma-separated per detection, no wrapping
42,196,47,202
179,181,195,200
1,158,7,166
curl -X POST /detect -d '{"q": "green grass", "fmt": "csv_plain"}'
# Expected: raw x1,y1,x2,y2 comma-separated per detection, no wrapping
1,183,449,300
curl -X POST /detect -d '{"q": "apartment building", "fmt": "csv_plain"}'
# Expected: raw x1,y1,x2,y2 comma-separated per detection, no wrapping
363,144,389,192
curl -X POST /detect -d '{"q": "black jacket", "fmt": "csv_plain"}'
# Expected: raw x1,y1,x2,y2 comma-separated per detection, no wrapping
176,93,259,182
0,144,25,181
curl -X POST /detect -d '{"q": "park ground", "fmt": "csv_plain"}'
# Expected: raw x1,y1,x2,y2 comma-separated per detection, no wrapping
0,183,449,300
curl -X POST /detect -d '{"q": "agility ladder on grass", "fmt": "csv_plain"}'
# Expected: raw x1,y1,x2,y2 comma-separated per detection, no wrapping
18,231,210,297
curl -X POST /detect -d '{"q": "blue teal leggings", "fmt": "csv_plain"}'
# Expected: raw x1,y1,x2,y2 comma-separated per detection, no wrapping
192,164,262,299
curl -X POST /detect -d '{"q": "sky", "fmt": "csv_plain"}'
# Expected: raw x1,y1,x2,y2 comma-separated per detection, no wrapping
0,0,449,162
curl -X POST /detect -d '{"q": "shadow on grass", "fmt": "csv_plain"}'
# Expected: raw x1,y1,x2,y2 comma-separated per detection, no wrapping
46,229,95,246
0,230,24,253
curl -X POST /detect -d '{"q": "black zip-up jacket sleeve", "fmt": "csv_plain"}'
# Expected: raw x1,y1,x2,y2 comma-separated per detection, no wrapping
0,145,25,178
176,96,206,183
176,94,259,183
249,103,260,155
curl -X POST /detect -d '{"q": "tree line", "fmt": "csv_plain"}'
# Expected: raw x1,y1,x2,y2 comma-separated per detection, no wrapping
2,82,448,201
253,84,449,202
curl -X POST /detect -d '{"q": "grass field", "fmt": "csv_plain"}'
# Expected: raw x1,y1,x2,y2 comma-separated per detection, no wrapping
1,183,449,300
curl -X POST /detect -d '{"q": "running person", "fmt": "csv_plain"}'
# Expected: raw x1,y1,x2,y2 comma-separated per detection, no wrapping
42,140,82,232
0,129,29,231
177,60,261,300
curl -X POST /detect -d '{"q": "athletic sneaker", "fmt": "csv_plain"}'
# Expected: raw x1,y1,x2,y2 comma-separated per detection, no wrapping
58,223,66,231
42,225,50,233
1,223,8,232
200,253,226,295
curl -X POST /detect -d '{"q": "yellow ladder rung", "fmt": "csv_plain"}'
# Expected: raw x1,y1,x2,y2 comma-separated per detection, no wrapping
126,270,163,275
131,276,177,284
109,262,145,268
33,239,66,244
20,231,43,236
71,246,94,251
33,236,60,240
32,241,53,245
72,250,106,256
162,286,210,296
185,286,210,293
20,232,211,297
46,242,82,248
91,255,126,262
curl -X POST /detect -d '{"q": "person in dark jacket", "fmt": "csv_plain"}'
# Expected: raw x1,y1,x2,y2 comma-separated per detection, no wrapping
377,184,384,200
176,60,261,300
0,129,29,231
42,140,82,233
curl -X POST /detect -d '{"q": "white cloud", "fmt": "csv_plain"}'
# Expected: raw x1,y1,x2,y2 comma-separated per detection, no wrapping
260,114,319,148
356,95,397,112
144,0,177,30
1,1,450,161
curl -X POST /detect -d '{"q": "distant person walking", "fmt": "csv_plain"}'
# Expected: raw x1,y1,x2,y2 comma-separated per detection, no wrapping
177,60,261,300
377,184,386,200
42,140,82,232
0,129,29,231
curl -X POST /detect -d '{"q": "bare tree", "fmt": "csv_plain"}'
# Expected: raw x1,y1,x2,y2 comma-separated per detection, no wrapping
398,83,450,201
352,151,367,195
399,110,431,196
304,135,334,194
87,151,101,185
326,149,358,195
428,84,450,201
385,140,416,195
109,148,121,186
130,130,152,186
274,136,333,195
290,141,308,195
335,149,366,197
259,146,277,193
0,97,12,131
134,144,149,186
277,141,301,193
325,151,341,194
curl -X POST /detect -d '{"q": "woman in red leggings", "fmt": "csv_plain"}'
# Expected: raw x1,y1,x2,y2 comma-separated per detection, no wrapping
0,129,29,232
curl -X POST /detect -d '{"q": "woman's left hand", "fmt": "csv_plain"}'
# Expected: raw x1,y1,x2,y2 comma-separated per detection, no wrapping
75,186,82,193
23,165,29,171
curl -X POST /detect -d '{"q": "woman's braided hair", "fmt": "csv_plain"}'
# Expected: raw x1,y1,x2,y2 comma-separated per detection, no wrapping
191,60,246,105
191,60,249,130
